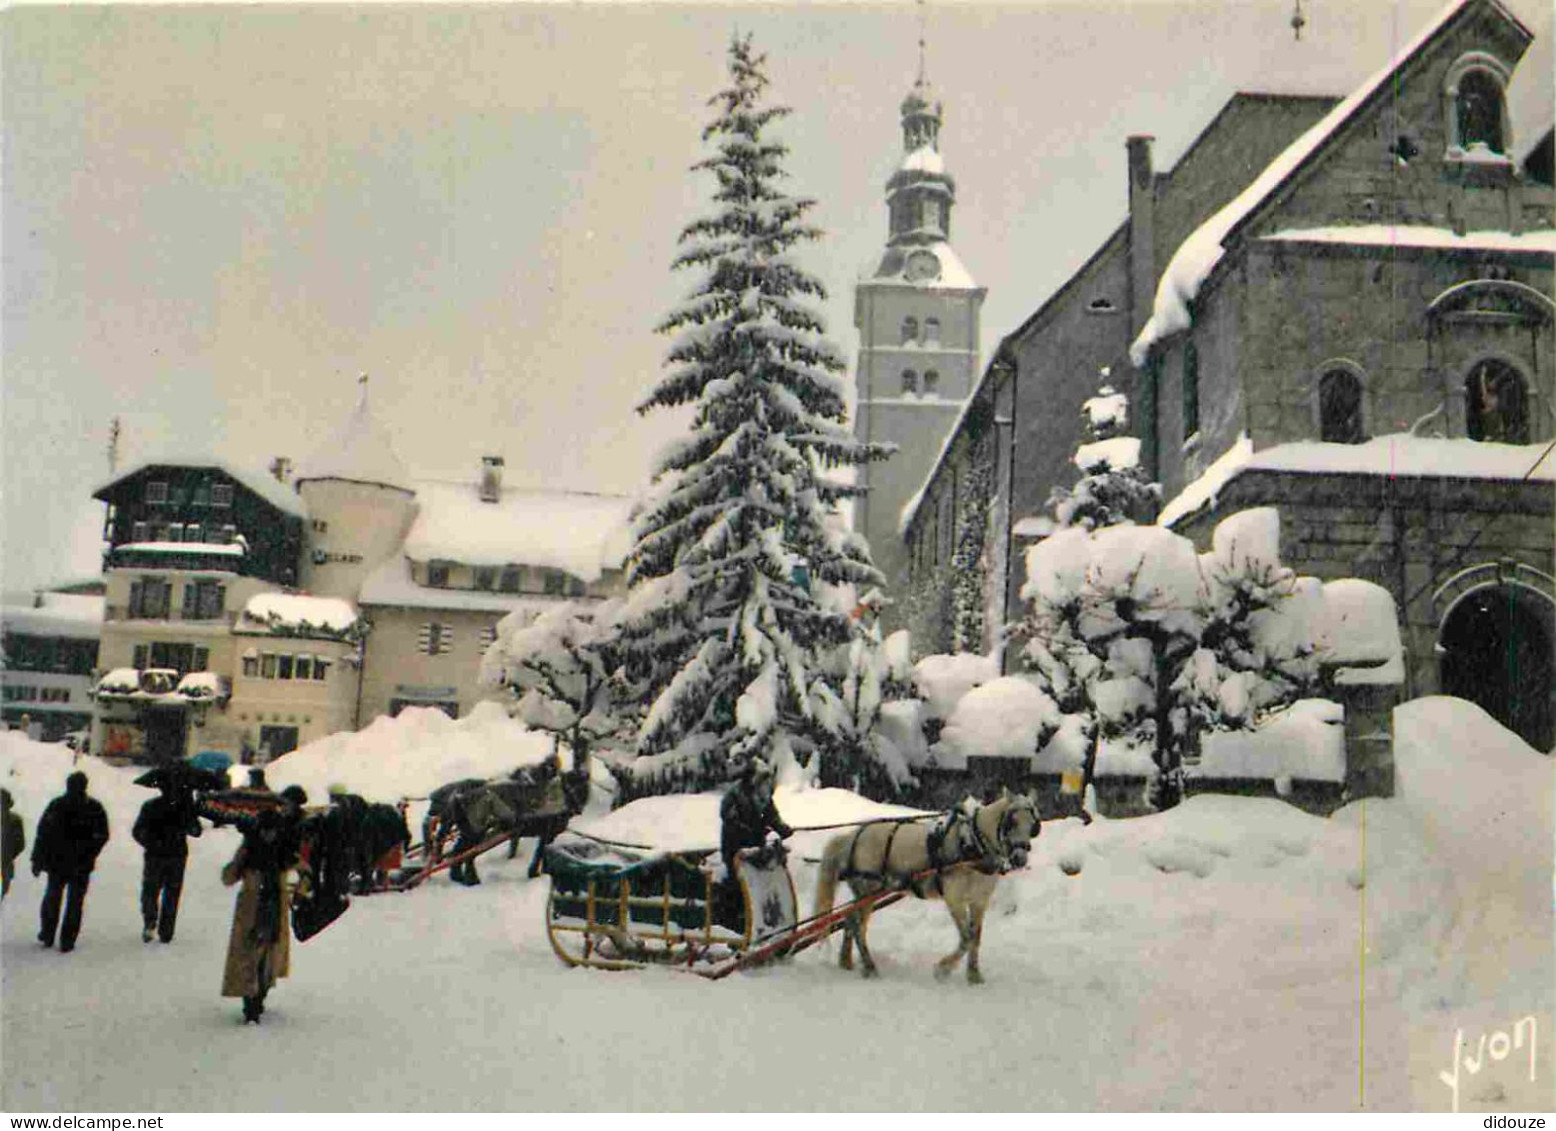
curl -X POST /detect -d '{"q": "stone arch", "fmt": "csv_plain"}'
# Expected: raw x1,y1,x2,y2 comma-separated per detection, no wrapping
1443,51,1514,157
1460,355,1533,443
1434,562,1556,751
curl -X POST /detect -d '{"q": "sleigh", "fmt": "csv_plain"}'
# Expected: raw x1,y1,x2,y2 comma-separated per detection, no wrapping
543,833,800,973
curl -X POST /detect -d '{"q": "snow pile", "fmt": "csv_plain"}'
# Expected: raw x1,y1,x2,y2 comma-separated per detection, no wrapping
238,593,360,637
912,651,998,720
570,787,932,853
1195,698,1345,782
402,480,633,582
262,700,557,805
931,675,1061,770
1320,578,1404,685
1074,436,1140,473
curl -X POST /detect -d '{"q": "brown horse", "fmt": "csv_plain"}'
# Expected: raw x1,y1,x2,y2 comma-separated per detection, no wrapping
812,792,1040,984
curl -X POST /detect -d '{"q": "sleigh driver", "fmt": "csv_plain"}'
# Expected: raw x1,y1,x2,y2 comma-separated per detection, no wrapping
714,756,793,925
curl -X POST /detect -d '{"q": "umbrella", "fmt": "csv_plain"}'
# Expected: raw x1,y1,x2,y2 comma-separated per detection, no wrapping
188,750,232,774
133,762,230,793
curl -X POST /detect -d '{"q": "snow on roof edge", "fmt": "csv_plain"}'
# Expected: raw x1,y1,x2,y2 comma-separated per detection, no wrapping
1130,0,1485,365
94,457,306,518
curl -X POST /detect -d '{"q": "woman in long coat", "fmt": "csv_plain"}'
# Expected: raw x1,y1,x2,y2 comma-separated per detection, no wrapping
221,788,306,1024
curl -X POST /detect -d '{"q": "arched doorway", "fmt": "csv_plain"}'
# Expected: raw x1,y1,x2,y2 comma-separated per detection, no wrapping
1439,583,1555,751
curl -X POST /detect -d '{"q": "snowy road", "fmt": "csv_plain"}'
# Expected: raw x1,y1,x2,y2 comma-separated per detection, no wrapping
2,698,1550,1112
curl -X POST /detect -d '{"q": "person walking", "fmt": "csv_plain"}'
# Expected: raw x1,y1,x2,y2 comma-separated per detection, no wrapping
2,789,25,899
221,786,307,1024
132,781,203,943
31,772,110,952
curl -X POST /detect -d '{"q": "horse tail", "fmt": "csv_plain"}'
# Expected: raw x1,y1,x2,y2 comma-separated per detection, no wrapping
812,833,850,920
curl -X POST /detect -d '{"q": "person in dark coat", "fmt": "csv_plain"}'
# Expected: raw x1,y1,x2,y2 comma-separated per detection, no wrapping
31,772,110,952
222,785,307,1024
719,757,792,876
2,789,25,899
132,782,203,943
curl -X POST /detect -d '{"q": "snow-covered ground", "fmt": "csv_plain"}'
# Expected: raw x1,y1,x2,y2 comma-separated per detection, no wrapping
2,697,1549,1112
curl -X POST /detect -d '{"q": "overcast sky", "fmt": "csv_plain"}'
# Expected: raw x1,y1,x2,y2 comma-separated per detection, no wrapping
3,0,1551,593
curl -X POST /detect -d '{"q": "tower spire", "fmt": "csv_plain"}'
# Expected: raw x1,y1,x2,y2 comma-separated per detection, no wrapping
916,0,928,86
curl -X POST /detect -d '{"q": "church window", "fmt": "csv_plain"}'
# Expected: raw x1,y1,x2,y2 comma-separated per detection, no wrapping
901,317,919,345
901,369,919,396
1182,342,1200,440
1444,53,1512,158
923,370,941,397
1456,70,1505,154
924,318,941,346
1318,369,1366,444
1465,359,1529,444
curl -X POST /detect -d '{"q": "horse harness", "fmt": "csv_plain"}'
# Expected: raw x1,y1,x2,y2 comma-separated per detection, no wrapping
840,802,1010,900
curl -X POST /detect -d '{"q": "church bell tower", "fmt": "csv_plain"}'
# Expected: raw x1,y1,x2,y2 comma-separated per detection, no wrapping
852,56,986,613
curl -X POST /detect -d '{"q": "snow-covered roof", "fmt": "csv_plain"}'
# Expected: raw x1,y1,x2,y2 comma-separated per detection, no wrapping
358,554,603,615
94,456,306,519
0,593,104,639
1131,0,1525,364
1159,433,1556,527
874,240,980,290
116,541,245,557
1260,226,1556,254
898,144,945,176
294,383,415,494
401,479,633,583
236,593,361,638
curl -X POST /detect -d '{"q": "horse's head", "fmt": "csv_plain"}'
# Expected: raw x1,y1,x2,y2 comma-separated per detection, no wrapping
982,790,1040,871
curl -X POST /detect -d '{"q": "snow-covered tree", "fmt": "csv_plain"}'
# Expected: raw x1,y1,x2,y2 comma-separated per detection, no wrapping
614,36,891,795
1047,380,1160,531
807,600,917,795
479,599,631,766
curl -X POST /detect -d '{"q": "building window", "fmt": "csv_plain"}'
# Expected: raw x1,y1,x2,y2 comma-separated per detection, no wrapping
211,483,234,508
185,523,203,543
923,317,941,346
567,576,586,598
475,567,496,591
1465,359,1529,444
499,566,522,593
542,570,566,596
1456,70,1505,154
261,653,277,679
1318,369,1366,443
220,524,238,543
144,481,169,504
129,578,172,619
131,521,150,543
181,580,225,620
427,561,450,588
242,652,258,678
311,519,329,534
923,370,940,397
419,623,452,656
277,654,294,680
294,654,314,680
479,626,498,651
901,317,919,346
133,644,149,670
901,369,919,396
1182,342,1200,440
313,658,329,682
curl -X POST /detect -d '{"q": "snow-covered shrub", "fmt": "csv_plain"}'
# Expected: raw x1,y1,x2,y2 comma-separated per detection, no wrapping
931,675,1063,770
479,599,631,765
610,37,892,796
1046,381,1160,531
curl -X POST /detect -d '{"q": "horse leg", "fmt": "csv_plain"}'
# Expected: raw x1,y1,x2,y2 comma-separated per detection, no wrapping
935,898,973,982
852,904,880,979
965,900,987,985
838,910,856,971
527,834,547,879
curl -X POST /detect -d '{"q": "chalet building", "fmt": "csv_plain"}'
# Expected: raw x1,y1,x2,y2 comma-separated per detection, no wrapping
0,587,103,741
1134,0,1555,757
82,385,634,764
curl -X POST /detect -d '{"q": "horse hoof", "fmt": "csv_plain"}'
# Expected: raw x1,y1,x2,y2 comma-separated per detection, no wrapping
861,965,879,980
967,970,984,986
934,964,952,982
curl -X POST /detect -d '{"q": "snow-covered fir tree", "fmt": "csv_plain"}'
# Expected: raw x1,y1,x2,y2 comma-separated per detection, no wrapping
614,35,891,795
1046,378,1160,531
479,599,630,767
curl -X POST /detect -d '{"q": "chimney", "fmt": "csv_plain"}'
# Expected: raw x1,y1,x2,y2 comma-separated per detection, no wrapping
479,455,504,503
269,456,293,484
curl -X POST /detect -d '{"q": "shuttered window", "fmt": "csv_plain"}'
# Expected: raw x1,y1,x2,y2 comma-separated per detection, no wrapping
419,623,453,656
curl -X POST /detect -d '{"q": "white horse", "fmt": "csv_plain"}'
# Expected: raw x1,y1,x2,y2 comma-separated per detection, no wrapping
812,791,1040,984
